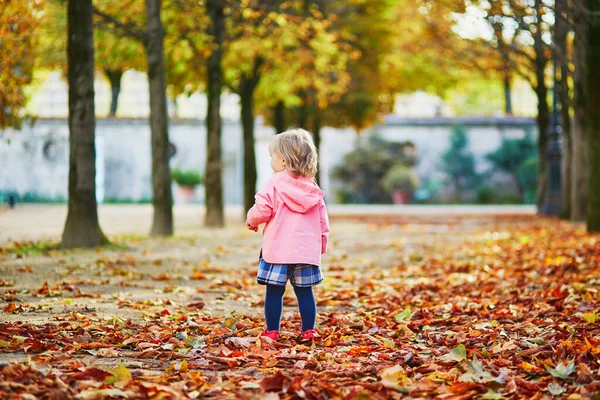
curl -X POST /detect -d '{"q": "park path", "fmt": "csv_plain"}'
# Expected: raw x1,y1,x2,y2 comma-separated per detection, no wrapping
1,212,488,326
1,208,535,356
3,206,596,398
0,203,535,245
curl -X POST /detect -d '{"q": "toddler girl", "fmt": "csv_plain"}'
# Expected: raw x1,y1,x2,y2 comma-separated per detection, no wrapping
246,129,330,341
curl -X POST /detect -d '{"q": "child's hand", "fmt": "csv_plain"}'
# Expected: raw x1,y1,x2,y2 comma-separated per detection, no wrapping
246,222,258,232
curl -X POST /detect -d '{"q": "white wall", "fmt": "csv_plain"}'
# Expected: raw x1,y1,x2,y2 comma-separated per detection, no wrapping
0,117,536,204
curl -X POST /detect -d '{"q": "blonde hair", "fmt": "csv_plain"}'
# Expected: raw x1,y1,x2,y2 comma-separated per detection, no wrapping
269,129,318,178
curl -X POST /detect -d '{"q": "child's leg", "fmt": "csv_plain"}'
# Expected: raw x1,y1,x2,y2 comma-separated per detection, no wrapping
265,284,286,331
293,285,316,331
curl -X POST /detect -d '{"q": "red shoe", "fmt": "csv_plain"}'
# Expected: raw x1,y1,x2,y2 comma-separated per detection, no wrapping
260,330,280,341
300,329,317,341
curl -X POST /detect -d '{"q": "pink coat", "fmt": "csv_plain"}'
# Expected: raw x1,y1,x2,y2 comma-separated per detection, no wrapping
246,170,330,266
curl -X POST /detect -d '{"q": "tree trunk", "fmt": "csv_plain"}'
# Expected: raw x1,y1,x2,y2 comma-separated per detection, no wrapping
534,0,550,212
312,111,321,185
61,0,108,249
454,180,461,203
587,0,600,232
205,0,225,227
241,75,258,215
297,89,308,129
105,69,123,117
556,0,572,219
503,69,513,116
512,173,525,203
571,1,589,221
273,101,285,133
561,114,573,219
535,81,550,212
145,0,173,236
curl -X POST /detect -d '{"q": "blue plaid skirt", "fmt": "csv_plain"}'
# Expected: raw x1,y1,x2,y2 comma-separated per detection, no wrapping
257,258,323,287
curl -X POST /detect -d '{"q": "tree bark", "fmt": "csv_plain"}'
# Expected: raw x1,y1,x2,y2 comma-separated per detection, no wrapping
145,0,173,236
273,101,285,133
534,0,550,212
297,89,308,129
105,69,123,117
571,1,589,221
312,111,321,185
61,0,108,249
205,0,225,227
503,69,513,116
556,0,573,219
513,174,525,202
587,0,600,232
241,73,259,215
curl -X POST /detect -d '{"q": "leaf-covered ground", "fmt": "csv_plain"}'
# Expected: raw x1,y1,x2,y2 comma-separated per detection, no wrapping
1,215,599,399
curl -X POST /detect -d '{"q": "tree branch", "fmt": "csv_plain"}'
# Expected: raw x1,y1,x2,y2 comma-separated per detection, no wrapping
92,6,148,44
509,42,537,67
179,31,206,63
512,64,534,87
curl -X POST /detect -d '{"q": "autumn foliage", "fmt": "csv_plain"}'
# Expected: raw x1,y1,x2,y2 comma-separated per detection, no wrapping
1,216,599,398
0,0,43,129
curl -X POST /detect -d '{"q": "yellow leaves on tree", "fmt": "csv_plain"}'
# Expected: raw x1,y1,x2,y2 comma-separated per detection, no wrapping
0,0,44,129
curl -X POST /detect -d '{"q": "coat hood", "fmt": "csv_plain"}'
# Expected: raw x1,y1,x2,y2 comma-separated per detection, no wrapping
272,171,324,213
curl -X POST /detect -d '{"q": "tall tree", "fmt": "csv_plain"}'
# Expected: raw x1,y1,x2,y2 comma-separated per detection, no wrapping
273,101,286,133
223,2,280,214
571,0,589,221
0,1,41,129
463,1,552,211
225,0,346,209
205,0,225,227
98,33,145,117
531,0,550,212
93,0,174,236
146,0,174,236
61,0,108,248
235,1,351,200
555,0,573,219
37,1,144,117
587,0,600,232
489,17,515,115
239,59,262,214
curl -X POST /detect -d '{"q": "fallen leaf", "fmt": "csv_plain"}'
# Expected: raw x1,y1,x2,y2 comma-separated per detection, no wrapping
582,312,598,323
75,389,129,399
379,365,412,391
104,364,132,387
546,361,576,380
441,344,467,362
548,382,565,396
394,306,413,321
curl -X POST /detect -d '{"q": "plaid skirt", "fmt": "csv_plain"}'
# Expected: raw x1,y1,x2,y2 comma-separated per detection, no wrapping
257,258,323,287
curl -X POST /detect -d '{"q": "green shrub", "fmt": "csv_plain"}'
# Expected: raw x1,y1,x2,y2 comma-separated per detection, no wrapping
486,133,537,202
382,164,419,191
518,156,538,204
0,191,66,203
171,168,204,187
332,135,416,204
475,186,496,204
103,197,152,204
439,126,481,202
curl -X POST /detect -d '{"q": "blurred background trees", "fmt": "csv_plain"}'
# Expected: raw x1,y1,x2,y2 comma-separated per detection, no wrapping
2,0,600,242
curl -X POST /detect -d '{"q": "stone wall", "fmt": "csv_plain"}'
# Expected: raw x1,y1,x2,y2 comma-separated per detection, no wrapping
0,117,536,204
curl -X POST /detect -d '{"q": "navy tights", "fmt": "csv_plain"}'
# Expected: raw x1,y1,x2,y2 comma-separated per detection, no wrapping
265,284,316,331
